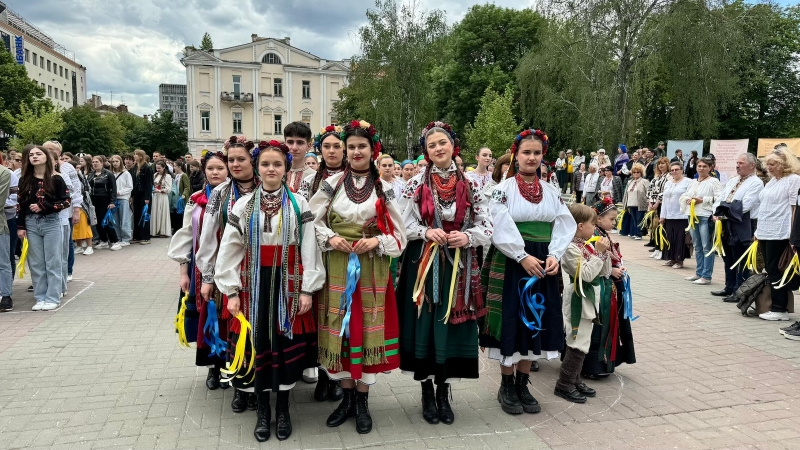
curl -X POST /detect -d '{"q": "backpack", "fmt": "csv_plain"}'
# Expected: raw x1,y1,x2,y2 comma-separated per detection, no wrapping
734,273,768,316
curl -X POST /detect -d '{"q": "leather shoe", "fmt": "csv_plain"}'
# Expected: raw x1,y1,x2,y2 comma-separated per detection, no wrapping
574,383,596,397
554,386,587,404
723,295,738,303
327,388,355,427
421,380,439,424
711,289,732,297
231,389,247,413
205,367,221,390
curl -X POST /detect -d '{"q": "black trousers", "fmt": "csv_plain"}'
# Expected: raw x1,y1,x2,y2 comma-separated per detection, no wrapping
760,239,790,313
91,195,119,244
721,239,750,293
132,194,151,241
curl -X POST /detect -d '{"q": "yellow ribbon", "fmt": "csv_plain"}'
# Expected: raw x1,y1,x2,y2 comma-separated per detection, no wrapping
655,225,670,250
412,242,438,317
441,248,460,324
221,313,255,383
706,219,726,257
616,208,625,231
775,253,800,289
174,292,191,348
730,240,759,272
16,238,28,279
687,200,700,231
639,210,655,229
574,256,585,298
586,236,601,244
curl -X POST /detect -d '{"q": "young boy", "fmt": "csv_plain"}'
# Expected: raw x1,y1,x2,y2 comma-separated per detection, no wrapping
557,203,611,403
284,122,316,193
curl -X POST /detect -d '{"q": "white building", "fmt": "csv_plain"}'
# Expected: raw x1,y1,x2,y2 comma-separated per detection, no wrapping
181,35,349,155
0,2,87,110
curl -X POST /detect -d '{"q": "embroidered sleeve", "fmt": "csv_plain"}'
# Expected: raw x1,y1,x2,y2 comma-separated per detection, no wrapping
384,186,396,201
298,179,311,200
228,212,242,234
301,210,314,224
320,180,335,198
491,189,507,205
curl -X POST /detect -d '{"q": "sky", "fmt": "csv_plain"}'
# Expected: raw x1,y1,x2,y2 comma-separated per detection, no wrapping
5,0,795,117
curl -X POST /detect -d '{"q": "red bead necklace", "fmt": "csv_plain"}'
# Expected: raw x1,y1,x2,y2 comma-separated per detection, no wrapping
516,173,543,204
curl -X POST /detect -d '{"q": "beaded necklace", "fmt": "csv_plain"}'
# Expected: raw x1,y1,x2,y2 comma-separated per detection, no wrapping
432,172,457,205
344,168,374,204
260,188,283,233
515,173,543,204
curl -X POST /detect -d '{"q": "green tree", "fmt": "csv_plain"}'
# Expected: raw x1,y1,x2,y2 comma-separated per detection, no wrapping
3,100,63,150
334,0,448,159
200,33,214,51
0,49,46,137
116,113,150,150
142,110,188,160
430,5,544,134
464,86,520,162
101,114,129,155
60,105,116,155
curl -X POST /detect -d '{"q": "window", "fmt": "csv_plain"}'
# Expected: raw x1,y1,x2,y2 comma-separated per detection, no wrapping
61,90,65,101
201,111,210,131
273,114,283,134
233,112,242,133
48,86,52,97
25,49,29,62
33,52,37,66
273,78,282,97
41,82,45,89
262,53,282,64
40,56,44,67
232,75,241,99
66,92,70,103
302,81,310,99
58,65,62,77
162,95,168,102
47,60,51,71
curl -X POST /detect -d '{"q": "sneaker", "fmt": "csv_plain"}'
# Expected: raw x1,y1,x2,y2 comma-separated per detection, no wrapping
40,303,59,311
140,240,151,245
779,321,800,335
759,311,790,321
784,328,800,341
634,236,642,240
120,241,130,247
685,275,701,281
110,242,122,251
27,285,33,292
83,247,94,255
654,250,662,259
74,247,84,255
0,296,12,312
302,367,318,384
67,274,73,282
693,278,711,285
96,241,109,249
32,301,44,311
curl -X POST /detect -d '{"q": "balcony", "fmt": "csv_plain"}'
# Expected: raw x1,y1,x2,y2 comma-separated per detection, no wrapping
221,92,253,102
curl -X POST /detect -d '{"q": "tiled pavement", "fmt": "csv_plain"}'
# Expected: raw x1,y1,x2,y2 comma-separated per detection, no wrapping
1,235,799,450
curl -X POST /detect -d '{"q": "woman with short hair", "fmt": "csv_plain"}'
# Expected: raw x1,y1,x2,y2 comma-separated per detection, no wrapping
621,163,650,239
679,157,723,285
659,162,692,269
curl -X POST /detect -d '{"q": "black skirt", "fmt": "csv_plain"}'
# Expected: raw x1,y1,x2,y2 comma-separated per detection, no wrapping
583,278,636,376
663,218,690,262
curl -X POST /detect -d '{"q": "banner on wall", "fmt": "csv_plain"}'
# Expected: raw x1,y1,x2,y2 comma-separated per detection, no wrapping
757,138,800,157
710,139,749,183
667,140,704,161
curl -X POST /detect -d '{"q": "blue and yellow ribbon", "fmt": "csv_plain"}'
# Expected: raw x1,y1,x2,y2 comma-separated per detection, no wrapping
339,252,361,338
221,313,255,383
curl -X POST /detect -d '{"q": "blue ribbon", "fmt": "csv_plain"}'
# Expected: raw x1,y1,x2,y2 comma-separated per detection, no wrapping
176,197,185,215
339,252,361,338
102,208,116,228
204,300,227,357
518,276,547,338
622,273,639,321
138,204,150,226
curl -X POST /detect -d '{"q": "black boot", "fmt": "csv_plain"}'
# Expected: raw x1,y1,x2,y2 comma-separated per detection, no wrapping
205,367,221,390
231,389,247,413
247,392,258,411
328,380,343,401
575,382,596,397
326,387,355,427
421,380,439,424
253,391,270,442
354,390,372,434
436,383,455,425
314,370,330,401
497,373,523,415
514,371,541,414
275,391,292,441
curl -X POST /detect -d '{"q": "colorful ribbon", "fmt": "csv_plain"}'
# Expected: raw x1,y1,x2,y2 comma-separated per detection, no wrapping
706,219,726,257
587,236,601,244
204,300,226,357
221,313,255,383
174,292,190,348
730,240,758,272
655,224,670,250
138,204,150,226
339,252,361,338
176,197,186,215
774,252,800,289
686,199,699,231
16,238,28,279
412,242,438,316
615,208,625,231
441,247,461,324
622,273,639,321
102,208,116,228
518,276,546,337
639,210,655,229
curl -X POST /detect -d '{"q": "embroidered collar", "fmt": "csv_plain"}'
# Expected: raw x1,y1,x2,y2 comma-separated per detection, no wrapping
431,162,456,176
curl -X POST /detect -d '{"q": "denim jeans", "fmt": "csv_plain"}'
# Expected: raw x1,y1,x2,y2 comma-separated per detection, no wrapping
7,217,16,280
690,215,714,279
0,233,12,297
68,225,74,275
624,207,644,237
113,199,133,243
26,214,64,305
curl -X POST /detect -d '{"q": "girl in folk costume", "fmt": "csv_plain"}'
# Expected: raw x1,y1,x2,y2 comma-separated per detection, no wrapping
168,149,229,391
214,141,324,442
196,136,259,412
309,120,407,435
397,121,492,426
557,204,611,404
479,129,576,416
298,125,346,403
582,197,637,380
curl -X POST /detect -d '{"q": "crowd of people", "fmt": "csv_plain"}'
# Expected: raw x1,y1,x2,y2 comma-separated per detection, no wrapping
0,143,206,313
166,120,640,443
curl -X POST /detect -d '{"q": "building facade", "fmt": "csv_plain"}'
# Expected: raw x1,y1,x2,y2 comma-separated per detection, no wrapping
182,35,349,155
159,84,187,124
0,2,87,111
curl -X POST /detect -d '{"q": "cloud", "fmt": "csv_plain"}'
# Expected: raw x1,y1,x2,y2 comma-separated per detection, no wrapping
9,0,532,116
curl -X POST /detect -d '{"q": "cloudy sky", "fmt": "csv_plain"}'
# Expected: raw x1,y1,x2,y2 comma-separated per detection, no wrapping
7,0,793,116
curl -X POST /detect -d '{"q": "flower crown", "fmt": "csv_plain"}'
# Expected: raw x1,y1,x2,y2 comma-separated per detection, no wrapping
223,135,249,150
592,196,616,216
200,148,228,169
419,121,460,158
510,129,549,155
314,125,344,151
258,140,292,164
342,120,382,160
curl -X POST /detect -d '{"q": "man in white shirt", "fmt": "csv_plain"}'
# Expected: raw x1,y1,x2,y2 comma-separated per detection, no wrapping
710,153,763,300
582,164,600,205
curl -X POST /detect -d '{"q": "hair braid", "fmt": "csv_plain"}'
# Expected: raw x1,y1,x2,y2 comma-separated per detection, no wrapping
370,158,386,204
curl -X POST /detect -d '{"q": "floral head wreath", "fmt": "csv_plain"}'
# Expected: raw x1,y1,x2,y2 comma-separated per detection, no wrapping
419,121,460,160
314,125,344,151
341,120,382,160
507,129,549,178
200,148,228,169
258,140,292,164
592,196,616,217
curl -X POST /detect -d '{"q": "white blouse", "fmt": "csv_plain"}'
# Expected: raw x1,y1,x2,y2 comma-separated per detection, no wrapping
297,168,344,200
679,176,723,217
583,172,599,193
400,163,492,248
287,166,316,193
214,187,325,296
196,180,248,283
166,198,197,263
466,171,493,194
661,177,692,220
309,171,406,258
755,174,800,241
489,177,576,262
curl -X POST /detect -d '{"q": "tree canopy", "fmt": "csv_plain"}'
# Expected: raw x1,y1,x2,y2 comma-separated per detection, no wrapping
0,50,46,137
464,85,519,162
200,33,214,51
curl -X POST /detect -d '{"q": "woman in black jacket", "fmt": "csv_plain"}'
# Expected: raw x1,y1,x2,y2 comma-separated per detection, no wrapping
131,149,154,244
87,156,121,251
